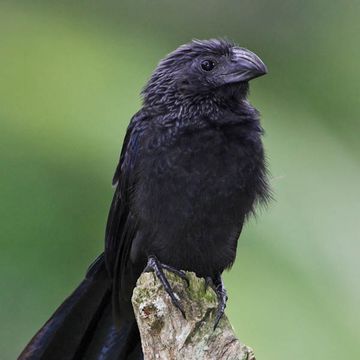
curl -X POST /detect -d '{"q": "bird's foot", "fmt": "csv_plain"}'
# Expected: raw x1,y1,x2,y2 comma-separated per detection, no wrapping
160,263,189,287
206,273,228,330
144,255,186,318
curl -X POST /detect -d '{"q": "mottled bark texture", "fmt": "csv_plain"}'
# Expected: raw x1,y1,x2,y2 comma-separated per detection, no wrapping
132,271,256,360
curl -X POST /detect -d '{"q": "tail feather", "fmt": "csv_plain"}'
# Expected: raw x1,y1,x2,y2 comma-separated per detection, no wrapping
18,254,142,360
79,302,141,360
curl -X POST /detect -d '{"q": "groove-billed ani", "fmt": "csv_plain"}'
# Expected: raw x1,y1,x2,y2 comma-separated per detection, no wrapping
19,39,270,360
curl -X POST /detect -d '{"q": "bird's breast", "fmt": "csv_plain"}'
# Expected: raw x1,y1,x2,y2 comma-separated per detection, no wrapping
134,124,263,223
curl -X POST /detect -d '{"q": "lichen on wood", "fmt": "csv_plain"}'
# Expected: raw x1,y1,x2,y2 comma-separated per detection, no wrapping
131,271,256,360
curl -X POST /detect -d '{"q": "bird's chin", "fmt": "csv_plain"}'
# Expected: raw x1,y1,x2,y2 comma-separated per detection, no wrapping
216,81,249,99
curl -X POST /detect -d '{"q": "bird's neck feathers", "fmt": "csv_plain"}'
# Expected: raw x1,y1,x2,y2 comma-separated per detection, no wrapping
142,82,259,130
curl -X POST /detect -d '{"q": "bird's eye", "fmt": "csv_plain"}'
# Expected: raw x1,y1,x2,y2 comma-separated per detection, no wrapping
201,59,216,71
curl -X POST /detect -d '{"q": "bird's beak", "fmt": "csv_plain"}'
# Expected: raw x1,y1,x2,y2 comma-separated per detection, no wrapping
222,47,267,83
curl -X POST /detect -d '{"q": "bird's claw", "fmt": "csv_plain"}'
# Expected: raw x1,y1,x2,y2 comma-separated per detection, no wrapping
161,263,189,287
144,255,186,318
205,276,213,290
207,273,228,330
213,286,227,330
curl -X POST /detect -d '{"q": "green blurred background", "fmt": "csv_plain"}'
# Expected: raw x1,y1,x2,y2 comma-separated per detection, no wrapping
1,1,359,359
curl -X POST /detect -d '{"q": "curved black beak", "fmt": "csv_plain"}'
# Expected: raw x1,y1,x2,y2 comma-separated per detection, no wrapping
222,47,267,83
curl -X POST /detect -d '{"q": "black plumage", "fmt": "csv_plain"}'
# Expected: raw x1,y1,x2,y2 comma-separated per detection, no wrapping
19,39,270,360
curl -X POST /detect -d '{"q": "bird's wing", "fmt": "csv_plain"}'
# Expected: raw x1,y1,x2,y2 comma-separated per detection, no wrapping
105,110,146,285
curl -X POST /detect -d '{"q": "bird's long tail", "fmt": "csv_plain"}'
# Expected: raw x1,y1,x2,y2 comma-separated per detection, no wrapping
18,254,142,360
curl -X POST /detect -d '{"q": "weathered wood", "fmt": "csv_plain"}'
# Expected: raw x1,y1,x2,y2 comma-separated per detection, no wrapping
132,271,256,360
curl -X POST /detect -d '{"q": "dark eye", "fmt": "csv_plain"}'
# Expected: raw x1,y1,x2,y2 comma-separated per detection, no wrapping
201,59,216,71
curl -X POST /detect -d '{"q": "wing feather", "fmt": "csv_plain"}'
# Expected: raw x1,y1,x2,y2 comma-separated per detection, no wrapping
104,111,147,301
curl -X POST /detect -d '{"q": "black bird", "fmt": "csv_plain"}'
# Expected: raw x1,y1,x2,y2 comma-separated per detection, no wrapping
19,39,270,360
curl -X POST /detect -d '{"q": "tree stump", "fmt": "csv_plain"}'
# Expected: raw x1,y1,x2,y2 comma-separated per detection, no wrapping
131,271,256,360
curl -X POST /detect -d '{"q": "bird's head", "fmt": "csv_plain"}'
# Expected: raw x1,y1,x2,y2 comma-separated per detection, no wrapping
142,39,267,109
